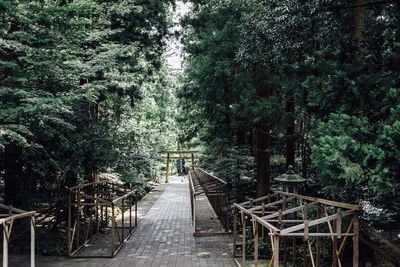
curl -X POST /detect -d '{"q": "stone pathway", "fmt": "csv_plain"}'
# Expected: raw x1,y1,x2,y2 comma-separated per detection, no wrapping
6,176,236,267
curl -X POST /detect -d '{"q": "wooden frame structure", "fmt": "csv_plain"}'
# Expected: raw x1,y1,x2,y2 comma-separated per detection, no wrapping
163,150,198,183
188,169,230,235
67,181,138,258
233,192,362,267
0,204,36,267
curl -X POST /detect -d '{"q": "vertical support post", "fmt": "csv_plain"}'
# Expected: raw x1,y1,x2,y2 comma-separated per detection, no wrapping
3,224,8,267
274,236,280,267
191,153,195,170
353,212,359,267
233,208,237,258
242,212,246,266
76,190,80,249
254,221,259,267
165,153,170,183
67,191,72,256
129,196,132,234
105,205,108,227
332,208,338,267
95,184,99,233
135,193,138,227
316,204,320,267
121,199,125,242
31,217,35,267
111,203,115,256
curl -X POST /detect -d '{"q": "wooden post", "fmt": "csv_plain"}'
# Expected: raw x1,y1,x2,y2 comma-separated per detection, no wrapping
353,213,359,267
67,192,72,256
332,208,338,267
274,236,280,267
111,204,116,256
129,196,132,234
191,153,195,170
165,153,170,183
121,199,125,242
3,224,8,267
76,191,80,249
254,221,259,267
242,212,246,266
233,208,237,258
135,193,138,227
316,204,321,267
31,217,35,267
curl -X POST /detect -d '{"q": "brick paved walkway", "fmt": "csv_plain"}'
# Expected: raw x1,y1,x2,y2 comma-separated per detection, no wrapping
7,176,236,267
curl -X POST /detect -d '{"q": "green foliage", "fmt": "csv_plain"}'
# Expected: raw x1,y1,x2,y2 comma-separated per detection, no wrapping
179,0,400,224
0,0,175,205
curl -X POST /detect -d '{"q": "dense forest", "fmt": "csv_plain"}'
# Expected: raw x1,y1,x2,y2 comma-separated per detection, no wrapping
178,0,400,228
1,0,400,259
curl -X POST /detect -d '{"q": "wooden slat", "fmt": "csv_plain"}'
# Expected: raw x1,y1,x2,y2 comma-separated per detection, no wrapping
280,209,355,235
277,191,362,211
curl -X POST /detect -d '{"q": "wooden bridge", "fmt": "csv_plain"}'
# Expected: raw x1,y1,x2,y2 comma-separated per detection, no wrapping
2,169,400,267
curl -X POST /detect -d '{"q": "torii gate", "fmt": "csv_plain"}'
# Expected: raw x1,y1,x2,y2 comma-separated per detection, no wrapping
163,150,198,183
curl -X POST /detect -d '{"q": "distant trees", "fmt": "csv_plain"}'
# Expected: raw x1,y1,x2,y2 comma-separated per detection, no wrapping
178,0,400,225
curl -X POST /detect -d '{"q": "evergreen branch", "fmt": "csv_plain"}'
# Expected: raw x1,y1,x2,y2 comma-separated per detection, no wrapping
0,81,61,89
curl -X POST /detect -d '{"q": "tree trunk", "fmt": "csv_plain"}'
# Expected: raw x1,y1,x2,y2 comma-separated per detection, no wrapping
351,0,367,42
351,0,367,63
4,144,23,206
256,123,271,197
255,83,273,197
237,127,246,146
286,99,295,167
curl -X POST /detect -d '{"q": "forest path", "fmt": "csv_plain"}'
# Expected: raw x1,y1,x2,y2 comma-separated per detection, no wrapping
8,175,235,267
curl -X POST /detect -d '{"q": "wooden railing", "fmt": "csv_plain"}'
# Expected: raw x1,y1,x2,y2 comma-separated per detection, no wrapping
0,204,36,267
67,181,137,257
233,192,362,267
188,169,230,234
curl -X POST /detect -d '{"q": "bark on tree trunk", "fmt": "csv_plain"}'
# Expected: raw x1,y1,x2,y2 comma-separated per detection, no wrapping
256,123,271,197
351,0,367,63
351,0,367,42
237,127,246,146
255,83,273,197
4,144,23,206
286,99,295,167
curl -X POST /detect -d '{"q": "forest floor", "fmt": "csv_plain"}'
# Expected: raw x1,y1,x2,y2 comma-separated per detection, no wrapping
4,175,236,267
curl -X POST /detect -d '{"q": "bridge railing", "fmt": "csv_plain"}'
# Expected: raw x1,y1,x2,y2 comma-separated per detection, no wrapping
188,169,230,233
0,205,36,267
233,192,362,267
67,181,138,257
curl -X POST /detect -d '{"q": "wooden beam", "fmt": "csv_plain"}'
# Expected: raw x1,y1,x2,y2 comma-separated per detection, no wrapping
280,209,354,235
248,197,295,212
277,191,362,211
234,204,280,233
262,202,317,220
161,150,199,154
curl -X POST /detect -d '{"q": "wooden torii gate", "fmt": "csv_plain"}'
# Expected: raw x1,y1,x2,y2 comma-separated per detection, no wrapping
162,150,198,183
